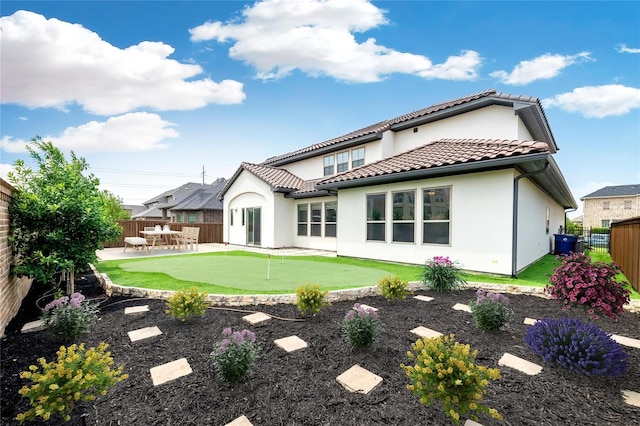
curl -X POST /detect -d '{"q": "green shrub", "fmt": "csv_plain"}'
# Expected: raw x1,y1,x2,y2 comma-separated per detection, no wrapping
402,334,502,425
16,342,127,423
342,303,384,349
418,256,467,292
41,292,98,340
469,289,512,331
211,328,260,383
165,288,208,322
295,283,330,315
377,275,409,301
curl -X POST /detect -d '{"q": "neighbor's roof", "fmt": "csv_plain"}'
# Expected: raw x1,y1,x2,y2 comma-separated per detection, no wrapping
581,184,640,199
170,178,227,211
142,182,208,207
262,89,556,167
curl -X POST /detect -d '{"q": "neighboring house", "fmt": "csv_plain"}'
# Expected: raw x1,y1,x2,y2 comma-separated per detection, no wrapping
123,204,147,219
581,184,640,229
219,89,577,276
138,178,226,223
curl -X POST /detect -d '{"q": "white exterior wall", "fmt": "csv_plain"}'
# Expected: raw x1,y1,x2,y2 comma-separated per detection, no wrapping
292,196,339,251
515,177,564,272
393,106,524,154
335,169,516,275
273,193,294,248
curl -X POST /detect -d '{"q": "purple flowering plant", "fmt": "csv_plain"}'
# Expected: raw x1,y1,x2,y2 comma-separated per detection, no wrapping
211,328,260,383
41,292,98,340
546,252,630,320
524,316,629,377
419,256,467,292
469,289,512,331
342,303,384,349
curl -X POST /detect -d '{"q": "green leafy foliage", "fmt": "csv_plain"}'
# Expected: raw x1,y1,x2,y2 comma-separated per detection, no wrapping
418,256,467,292
210,328,260,383
16,342,127,423
342,303,384,349
8,137,122,286
41,292,98,340
469,289,512,331
402,334,503,425
295,283,330,315
165,288,208,322
377,275,409,301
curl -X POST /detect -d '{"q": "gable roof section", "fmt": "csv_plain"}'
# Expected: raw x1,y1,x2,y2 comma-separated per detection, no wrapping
262,89,556,168
581,184,640,199
142,182,208,208
170,178,227,211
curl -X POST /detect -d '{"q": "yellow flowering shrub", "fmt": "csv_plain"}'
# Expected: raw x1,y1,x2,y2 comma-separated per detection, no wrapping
377,275,409,301
16,342,127,424
165,287,209,322
401,334,502,425
295,283,330,315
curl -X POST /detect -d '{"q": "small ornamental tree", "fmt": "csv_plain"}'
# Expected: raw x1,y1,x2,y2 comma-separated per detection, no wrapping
8,138,122,287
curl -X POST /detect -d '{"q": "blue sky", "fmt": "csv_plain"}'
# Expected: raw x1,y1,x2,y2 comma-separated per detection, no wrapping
1,1,639,217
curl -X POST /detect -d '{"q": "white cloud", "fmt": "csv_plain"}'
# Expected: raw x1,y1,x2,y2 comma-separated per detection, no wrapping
1,112,178,153
616,44,640,54
189,0,481,83
542,85,640,118
0,164,16,182
490,52,593,85
0,11,246,115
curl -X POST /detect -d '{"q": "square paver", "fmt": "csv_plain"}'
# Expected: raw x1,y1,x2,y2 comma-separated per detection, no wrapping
410,326,443,339
125,305,149,315
452,303,472,313
523,317,538,325
21,320,45,334
336,364,383,394
464,420,484,426
150,358,192,386
358,304,378,312
414,295,434,302
274,335,308,353
243,312,271,325
622,390,640,407
128,326,162,342
498,353,542,375
611,334,640,349
225,415,253,426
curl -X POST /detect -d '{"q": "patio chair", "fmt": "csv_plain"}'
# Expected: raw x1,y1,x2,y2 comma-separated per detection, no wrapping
180,226,200,251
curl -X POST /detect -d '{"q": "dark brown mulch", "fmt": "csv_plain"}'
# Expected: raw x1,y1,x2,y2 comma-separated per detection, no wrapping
2,270,640,426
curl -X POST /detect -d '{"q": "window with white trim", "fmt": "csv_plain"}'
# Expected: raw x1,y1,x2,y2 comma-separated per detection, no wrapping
337,152,349,173
297,204,308,236
423,187,450,244
603,201,610,210
366,193,385,241
392,191,415,243
352,147,364,168
602,219,610,228
310,202,322,236
325,201,337,237
624,200,632,209
323,155,335,176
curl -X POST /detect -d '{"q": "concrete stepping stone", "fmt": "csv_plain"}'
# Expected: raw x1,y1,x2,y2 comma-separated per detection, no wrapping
452,303,472,313
611,334,640,349
498,353,542,375
523,317,538,325
243,312,271,325
21,320,45,334
128,326,162,342
336,364,383,394
150,358,192,386
125,305,149,315
225,415,253,426
410,326,443,339
414,295,434,302
622,390,640,408
465,420,484,426
274,335,308,353
358,304,378,312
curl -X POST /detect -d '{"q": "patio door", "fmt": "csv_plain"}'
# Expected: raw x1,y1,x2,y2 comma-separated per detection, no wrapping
246,207,261,246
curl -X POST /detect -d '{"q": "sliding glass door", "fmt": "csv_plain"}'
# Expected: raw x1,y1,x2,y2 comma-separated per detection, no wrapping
246,207,261,246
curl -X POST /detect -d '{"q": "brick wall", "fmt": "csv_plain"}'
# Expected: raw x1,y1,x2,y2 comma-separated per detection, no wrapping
0,178,33,336
583,195,640,229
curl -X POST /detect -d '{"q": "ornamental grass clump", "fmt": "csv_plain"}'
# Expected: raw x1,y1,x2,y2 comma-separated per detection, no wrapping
295,283,330,315
342,303,384,349
41,292,98,340
469,289,512,331
402,334,502,425
546,252,630,320
377,275,409,301
524,316,629,377
165,287,208,322
419,256,467,292
211,328,260,383
16,342,127,424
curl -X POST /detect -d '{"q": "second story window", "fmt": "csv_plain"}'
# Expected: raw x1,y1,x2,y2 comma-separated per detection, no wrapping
624,200,632,209
337,152,349,173
352,148,364,168
323,155,335,176
603,201,610,210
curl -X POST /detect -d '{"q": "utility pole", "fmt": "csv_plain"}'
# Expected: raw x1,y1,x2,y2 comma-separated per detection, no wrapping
201,165,206,184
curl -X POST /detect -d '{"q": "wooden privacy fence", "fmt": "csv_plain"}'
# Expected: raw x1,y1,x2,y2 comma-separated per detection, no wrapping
104,220,223,248
610,216,640,293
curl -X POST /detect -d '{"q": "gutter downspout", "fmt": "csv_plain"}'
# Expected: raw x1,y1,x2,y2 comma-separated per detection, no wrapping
512,162,550,277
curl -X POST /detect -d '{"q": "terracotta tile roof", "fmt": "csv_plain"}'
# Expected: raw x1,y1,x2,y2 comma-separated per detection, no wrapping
241,162,306,192
317,139,550,186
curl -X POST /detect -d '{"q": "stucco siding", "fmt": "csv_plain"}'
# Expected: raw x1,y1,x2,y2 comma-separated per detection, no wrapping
223,171,272,246
292,196,338,251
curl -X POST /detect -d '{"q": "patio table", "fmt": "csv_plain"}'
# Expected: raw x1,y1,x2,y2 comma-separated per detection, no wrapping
140,230,183,254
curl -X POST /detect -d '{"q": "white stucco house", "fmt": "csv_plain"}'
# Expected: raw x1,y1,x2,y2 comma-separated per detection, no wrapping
219,89,577,276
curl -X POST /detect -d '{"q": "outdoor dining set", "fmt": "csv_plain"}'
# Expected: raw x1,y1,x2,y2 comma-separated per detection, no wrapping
123,225,200,255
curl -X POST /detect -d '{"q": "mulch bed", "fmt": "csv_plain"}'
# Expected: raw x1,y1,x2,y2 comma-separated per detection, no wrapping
2,269,640,426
